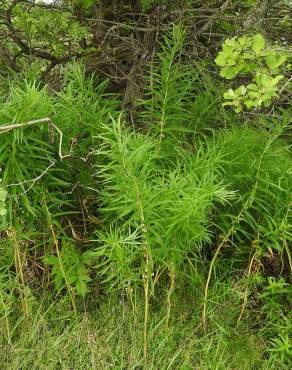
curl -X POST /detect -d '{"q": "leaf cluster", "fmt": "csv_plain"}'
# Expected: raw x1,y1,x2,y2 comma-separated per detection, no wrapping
215,34,290,112
44,242,92,297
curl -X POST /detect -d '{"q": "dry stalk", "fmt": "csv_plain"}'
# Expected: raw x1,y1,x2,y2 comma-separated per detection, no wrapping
0,117,71,160
237,246,259,324
11,229,29,318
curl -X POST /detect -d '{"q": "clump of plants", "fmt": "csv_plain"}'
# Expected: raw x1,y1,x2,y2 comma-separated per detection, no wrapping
0,21,291,369
215,33,290,111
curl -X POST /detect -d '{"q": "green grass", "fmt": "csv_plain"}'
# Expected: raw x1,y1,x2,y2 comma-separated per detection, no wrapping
0,282,274,370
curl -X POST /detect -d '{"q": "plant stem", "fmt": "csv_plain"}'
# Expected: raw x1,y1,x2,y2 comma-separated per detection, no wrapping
143,268,149,362
237,248,258,324
11,229,29,318
166,265,175,327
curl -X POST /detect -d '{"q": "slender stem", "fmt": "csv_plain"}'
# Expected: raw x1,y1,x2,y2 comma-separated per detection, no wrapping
0,117,51,131
0,117,71,160
52,225,77,316
43,199,77,316
11,230,29,318
0,291,11,343
202,234,229,328
166,265,175,327
237,249,258,324
117,116,151,361
143,269,149,362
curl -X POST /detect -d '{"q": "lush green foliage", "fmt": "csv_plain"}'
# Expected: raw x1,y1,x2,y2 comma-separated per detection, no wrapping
0,4,291,367
215,33,290,111
95,115,233,294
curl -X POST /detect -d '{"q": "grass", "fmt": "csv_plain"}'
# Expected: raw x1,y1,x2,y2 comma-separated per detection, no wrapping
0,278,283,370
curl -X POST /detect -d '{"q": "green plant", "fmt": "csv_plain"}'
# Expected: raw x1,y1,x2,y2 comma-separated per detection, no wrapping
95,113,234,357
141,0,158,10
97,114,233,285
261,278,291,319
215,33,289,112
269,334,292,365
44,242,92,297
260,278,292,366
0,2,291,369
140,25,199,144
202,120,292,325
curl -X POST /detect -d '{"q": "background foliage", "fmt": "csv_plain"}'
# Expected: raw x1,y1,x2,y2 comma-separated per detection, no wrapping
0,1,291,369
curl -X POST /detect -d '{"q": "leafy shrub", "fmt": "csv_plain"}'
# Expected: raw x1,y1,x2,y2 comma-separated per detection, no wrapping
12,2,88,59
215,33,289,111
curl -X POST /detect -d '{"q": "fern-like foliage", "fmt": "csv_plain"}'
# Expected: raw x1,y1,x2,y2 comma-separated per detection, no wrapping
140,25,227,157
94,115,233,291
211,121,292,260
0,80,55,215
54,64,119,152
140,25,197,144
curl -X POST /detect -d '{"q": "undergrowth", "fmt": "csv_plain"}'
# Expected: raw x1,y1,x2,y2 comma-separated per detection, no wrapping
0,26,291,369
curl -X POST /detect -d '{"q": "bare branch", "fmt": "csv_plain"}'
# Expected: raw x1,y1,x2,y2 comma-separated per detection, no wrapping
0,117,71,160
6,160,56,195
198,0,232,34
